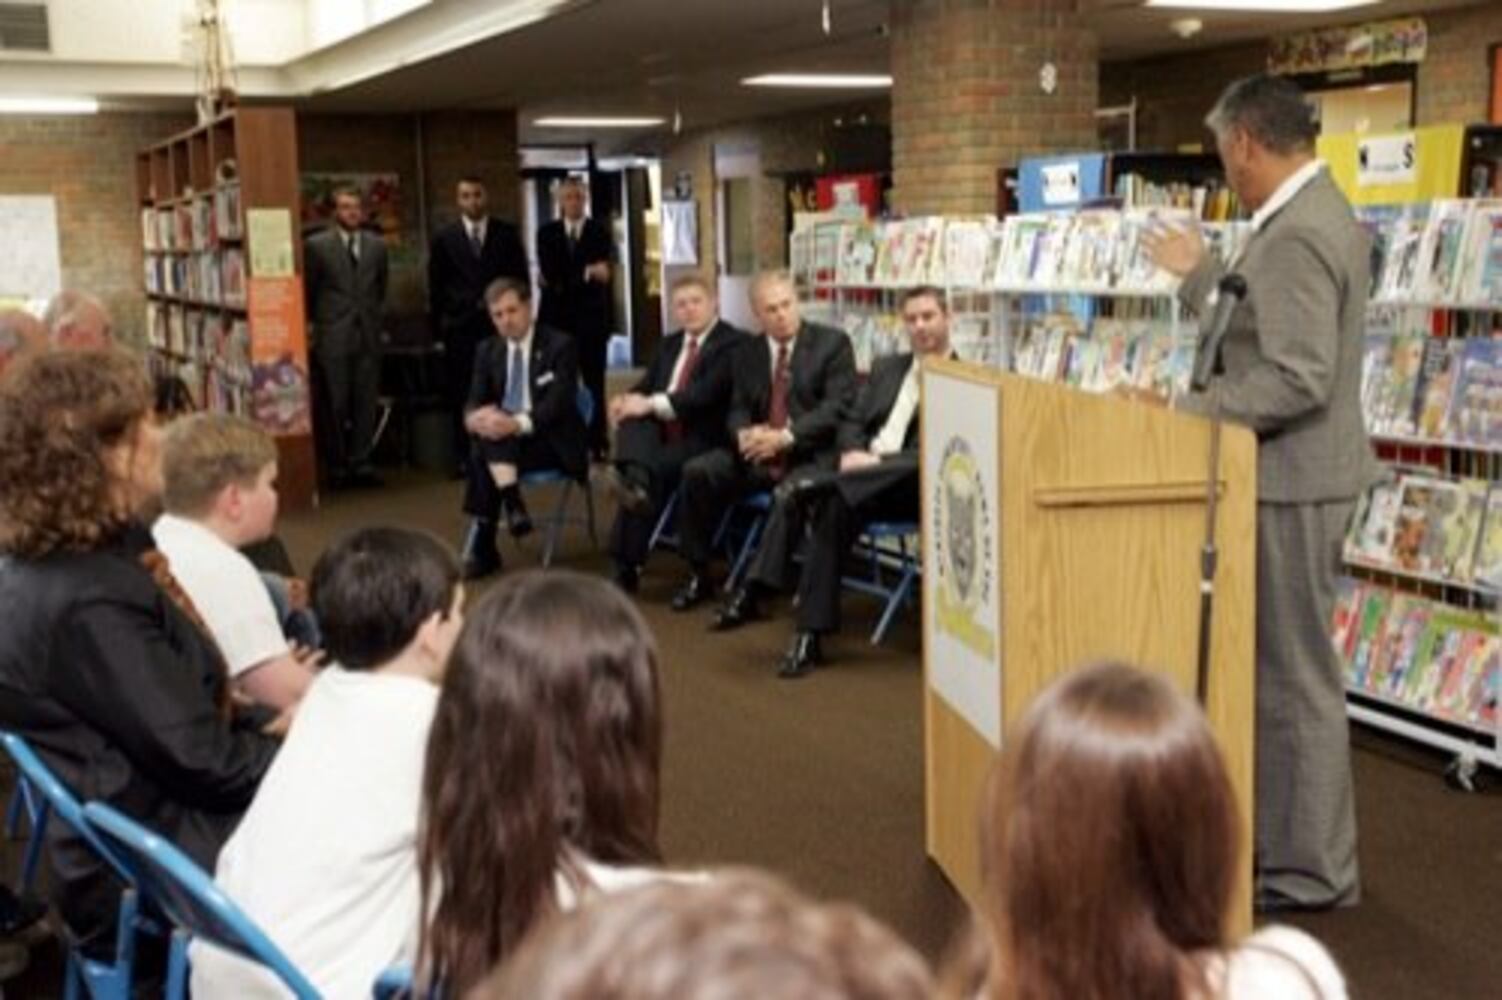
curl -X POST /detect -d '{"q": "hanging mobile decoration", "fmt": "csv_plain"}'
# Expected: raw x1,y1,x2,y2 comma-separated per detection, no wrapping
673,105,683,136
821,0,832,36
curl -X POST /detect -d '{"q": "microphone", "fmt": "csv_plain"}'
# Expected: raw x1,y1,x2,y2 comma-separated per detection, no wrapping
1191,274,1247,393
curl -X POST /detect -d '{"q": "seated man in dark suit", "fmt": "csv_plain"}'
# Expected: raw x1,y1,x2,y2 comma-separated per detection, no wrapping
459,278,589,579
670,270,857,612
714,286,953,678
603,274,749,592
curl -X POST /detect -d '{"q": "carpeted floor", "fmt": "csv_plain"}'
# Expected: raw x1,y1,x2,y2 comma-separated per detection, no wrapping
5,470,1501,997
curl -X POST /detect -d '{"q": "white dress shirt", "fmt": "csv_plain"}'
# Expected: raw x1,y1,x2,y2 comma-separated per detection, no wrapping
870,364,921,457
1251,159,1325,233
342,229,360,262
651,321,719,421
466,217,487,248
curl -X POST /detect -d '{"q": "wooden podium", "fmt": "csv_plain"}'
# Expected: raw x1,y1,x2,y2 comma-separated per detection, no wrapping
919,358,1257,934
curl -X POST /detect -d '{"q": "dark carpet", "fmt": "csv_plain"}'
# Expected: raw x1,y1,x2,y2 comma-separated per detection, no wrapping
4,470,1500,998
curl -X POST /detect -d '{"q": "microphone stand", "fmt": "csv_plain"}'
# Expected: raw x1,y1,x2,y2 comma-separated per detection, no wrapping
1191,274,1246,707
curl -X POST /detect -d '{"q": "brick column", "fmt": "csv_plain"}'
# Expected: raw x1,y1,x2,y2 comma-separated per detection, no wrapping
891,0,1098,216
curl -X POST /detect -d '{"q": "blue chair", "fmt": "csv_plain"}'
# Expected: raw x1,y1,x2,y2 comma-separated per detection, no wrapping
840,521,921,644
716,491,772,594
81,802,319,1000
372,961,413,999
647,489,680,554
5,771,43,894
519,382,599,568
1,732,152,1000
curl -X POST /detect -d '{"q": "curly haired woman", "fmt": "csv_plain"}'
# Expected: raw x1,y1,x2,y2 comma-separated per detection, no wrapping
0,349,277,957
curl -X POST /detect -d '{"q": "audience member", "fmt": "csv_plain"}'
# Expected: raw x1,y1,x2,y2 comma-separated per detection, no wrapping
981,662,1348,1000
43,289,112,350
457,278,588,580
416,570,683,995
191,527,463,998
154,413,320,711
669,270,856,611
477,869,933,1000
603,274,749,592
0,308,46,376
0,349,277,956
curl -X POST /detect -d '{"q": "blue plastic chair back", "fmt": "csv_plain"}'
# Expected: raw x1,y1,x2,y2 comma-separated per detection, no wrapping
81,802,321,1000
372,962,414,1000
0,731,134,883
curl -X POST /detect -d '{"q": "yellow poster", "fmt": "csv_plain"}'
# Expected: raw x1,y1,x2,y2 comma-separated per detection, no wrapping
246,208,296,277
1319,125,1464,205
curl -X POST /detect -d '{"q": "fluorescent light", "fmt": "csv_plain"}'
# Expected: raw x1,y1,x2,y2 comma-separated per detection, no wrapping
742,73,893,89
0,97,99,115
1145,0,1378,10
534,116,665,128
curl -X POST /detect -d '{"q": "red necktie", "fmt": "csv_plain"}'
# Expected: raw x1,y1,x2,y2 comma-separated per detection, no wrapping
664,336,700,443
767,344,790,479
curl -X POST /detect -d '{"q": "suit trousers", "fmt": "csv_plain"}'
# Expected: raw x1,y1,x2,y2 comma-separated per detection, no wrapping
577,329,609,452
1255,500,1360,907
462,433,571,521
313,343,381,472
749,471,918,633
609,417,696,568
678,448,805,568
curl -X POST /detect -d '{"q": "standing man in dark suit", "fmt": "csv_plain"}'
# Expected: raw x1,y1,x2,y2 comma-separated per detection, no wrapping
1147,75,1377,912
305,187,388,487
459,278,589,580
537,177,614,458
603,274,749,592
429,176,530,471
712,286,952,677
669,270,856,612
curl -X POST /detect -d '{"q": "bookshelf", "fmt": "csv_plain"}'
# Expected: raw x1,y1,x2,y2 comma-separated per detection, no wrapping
136,107,316,509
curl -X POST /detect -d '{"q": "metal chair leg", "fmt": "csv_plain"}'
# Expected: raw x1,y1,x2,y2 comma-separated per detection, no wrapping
724,516,766,594
165,930,191,1000
542,480,572,568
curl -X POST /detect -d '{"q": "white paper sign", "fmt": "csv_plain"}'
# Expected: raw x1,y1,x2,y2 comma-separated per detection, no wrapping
0,196,62,301
661,200,698,266
922,368,1003,747
1357,133,1416,187
1041,162,1082,206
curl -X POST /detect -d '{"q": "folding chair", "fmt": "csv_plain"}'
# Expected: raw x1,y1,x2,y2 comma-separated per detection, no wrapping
840,521,921,644
716,491,772,594
5,772,42,894
81,802,319,1000
372,961,413,1000
647,489,680,554
1,732,156,1000
519,382,599,567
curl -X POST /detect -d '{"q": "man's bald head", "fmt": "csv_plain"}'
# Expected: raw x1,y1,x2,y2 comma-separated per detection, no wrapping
44,291,113,351
0,309,47,376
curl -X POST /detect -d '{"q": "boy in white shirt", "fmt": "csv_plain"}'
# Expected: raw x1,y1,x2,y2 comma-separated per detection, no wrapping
154,413,317,710
190,526,464,999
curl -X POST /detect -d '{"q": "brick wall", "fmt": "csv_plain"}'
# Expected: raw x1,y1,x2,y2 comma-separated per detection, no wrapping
0,112,192,339
891,0,1099,216
1415,3,1502,126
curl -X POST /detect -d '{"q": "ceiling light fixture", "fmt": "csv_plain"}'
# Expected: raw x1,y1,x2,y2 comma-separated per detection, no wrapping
742,73,893,89
1145,0,1378,11
0,96,99,115
533,116,666,128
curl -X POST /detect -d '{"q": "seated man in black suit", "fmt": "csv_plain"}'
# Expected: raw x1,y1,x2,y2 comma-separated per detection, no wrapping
459,277,589,579
670,270,857,612
603,274,749,592
713,286,953,678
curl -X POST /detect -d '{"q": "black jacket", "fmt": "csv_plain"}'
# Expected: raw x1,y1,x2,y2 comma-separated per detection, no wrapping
0,525,277,951
838,352,918,454
536,217,613,340
632,320,750,455
427,216,529,333
468,323,590,478
728,322,857,470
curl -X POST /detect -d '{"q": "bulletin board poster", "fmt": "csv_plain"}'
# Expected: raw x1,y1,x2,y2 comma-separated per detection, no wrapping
300,172,402,245
0,195,62,302
1319,124,1464,205
248,276,312,437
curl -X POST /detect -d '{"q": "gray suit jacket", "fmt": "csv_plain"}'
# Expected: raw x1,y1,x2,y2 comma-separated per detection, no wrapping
304,226,388,356
1178,170,1379,505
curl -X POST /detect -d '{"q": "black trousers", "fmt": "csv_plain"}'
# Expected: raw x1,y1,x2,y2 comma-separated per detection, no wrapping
577,330,608,452
608,417,698,568
462,434,570,521
678,449,819,568
749,471,918,633
313,344,381,473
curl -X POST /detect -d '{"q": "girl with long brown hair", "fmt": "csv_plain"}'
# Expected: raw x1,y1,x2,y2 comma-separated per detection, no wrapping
415,569,678,995
981,662,1347,1000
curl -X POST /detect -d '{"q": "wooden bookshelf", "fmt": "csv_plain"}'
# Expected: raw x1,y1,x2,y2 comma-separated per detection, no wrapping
136,107,316,509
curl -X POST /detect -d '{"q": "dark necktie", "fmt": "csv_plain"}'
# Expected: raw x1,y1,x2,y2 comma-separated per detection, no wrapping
470,225,484,258
346,234,359,270
664,335,701,443
767,343,790,479
503,344,527,413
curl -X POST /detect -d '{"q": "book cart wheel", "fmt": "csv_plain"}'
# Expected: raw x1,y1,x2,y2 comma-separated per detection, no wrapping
1444,752,1479,793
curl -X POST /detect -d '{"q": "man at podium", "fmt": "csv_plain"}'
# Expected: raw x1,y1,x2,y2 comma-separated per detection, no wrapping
1148,75,1377,913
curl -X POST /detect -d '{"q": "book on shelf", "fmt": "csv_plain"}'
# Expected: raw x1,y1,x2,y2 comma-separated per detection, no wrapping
221,249,247,307
1362,334,1426,437
1474,487,1502,589
1367,198,1502,304
1010,314,1190,402
214,183,242,240
1113,173,1243,221
1412,337,1463,440
1446,336,1502,448
1347,472,1491,584
942,220,994,289
836,224,880,286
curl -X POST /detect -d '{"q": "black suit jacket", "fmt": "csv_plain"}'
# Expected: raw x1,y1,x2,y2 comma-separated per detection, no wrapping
427,216,529,334
468,323,589,478
837,352,918,453
728,322,857,470
536,217,613,340
633,319,750,454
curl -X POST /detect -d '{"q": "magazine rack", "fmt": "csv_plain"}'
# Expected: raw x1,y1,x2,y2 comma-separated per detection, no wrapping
919,358,1257,935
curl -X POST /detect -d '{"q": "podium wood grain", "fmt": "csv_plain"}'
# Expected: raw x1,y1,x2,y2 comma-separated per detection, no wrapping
922,358,1256,937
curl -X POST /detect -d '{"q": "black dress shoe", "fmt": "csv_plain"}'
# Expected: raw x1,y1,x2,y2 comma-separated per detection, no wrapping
711,586,761,631
460,521,503,580
504,504,534,539
614,563,641,594
670,574,710,611
777,631,824,679
602,465,653,515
